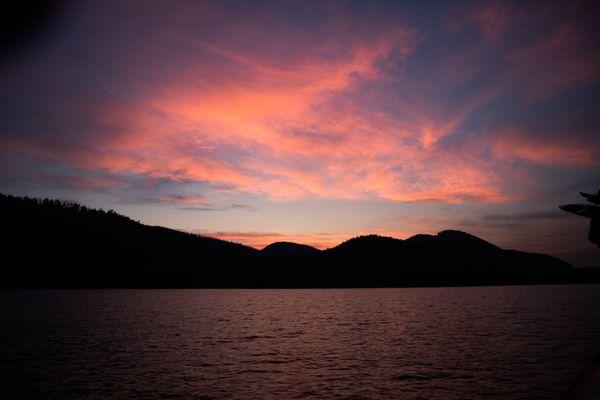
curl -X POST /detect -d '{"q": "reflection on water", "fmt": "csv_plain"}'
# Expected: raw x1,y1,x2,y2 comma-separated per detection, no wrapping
1,285,600,399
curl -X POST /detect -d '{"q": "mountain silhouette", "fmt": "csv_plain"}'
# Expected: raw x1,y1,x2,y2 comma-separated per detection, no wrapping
1,193,597,288
261,241,321,261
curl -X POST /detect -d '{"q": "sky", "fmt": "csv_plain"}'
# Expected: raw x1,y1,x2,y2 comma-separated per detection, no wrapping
0,0,599,265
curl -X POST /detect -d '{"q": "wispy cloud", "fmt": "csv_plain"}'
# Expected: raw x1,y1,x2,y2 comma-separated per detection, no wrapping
2,1,598,204
180,203,258,212
482,211,567,222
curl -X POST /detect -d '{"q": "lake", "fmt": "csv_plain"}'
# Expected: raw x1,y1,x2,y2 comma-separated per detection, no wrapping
1,285,600,399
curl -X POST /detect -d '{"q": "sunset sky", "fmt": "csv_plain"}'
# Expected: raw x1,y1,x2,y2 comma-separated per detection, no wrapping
0,1,598,264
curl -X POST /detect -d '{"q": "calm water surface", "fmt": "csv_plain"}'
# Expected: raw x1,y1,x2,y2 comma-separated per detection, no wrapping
1,285,600,399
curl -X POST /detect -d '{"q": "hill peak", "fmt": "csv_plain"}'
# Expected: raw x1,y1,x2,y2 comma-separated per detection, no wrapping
261,241,321,257
436,230,498,249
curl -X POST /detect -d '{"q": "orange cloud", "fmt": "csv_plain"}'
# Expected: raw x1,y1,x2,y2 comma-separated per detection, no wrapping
84,30,515,204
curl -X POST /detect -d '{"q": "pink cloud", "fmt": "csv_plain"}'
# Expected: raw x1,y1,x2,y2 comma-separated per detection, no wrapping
1,1,598,207
493,132,599,167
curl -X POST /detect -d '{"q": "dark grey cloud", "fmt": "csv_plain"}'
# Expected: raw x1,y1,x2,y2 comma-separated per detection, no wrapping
482,211,567,222
179,203,258,212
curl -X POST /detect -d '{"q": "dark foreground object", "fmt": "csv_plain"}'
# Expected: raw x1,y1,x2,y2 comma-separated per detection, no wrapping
560,190,600,247
1,193,598,288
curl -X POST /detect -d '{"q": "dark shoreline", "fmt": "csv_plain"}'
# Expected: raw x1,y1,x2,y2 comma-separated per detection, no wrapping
4,282,600,290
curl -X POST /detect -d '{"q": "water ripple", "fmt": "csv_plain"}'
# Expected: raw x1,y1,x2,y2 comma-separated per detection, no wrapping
1,285,599,399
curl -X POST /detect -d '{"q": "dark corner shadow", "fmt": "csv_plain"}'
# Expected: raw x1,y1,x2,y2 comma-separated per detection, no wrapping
1,192,599,288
